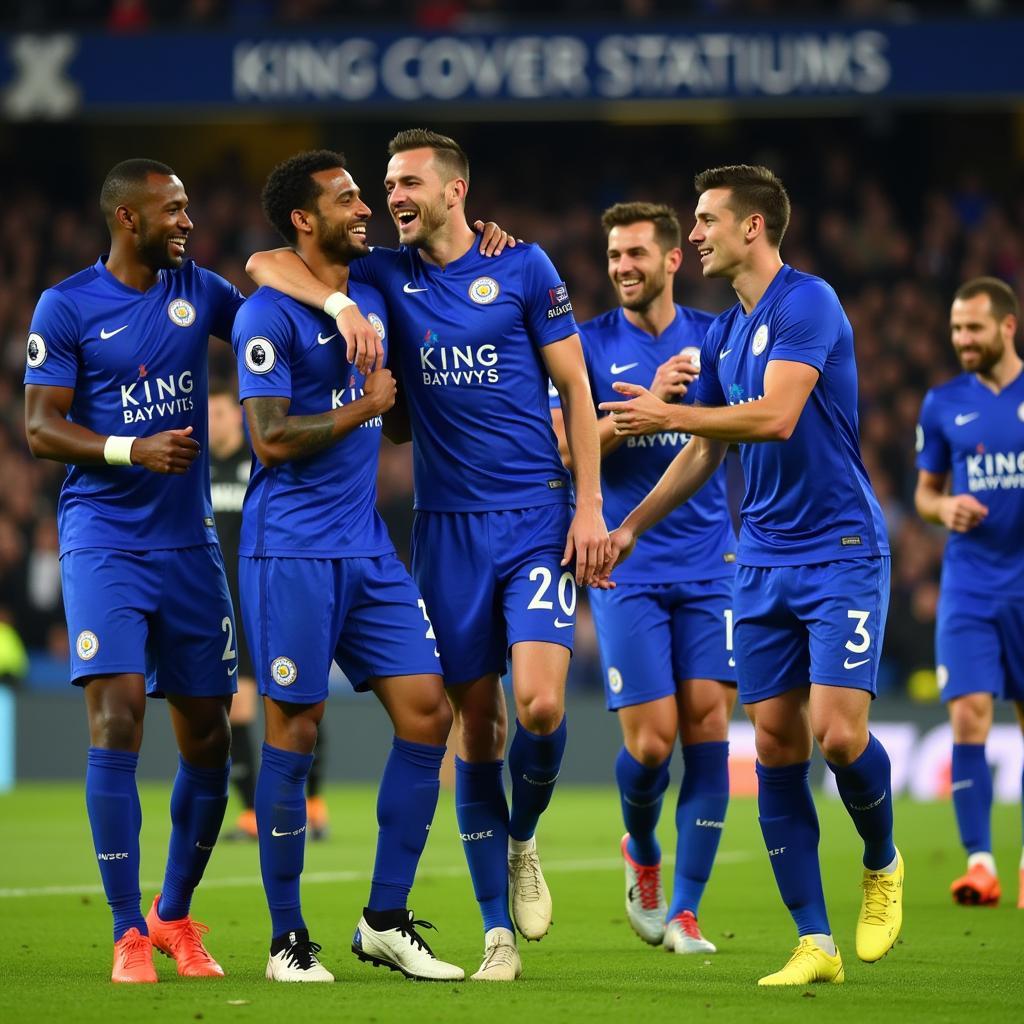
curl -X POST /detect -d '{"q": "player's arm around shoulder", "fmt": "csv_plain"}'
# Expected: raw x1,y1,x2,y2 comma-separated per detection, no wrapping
245,246,382,374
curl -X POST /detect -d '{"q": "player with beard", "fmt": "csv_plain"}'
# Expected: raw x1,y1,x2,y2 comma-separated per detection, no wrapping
550,202,737,954
246,129,608,982
235,150,462,982
915,277,1024,908
598,165,901,986
24,159,244,983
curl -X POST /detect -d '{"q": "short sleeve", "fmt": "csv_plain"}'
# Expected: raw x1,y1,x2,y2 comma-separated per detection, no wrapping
232,297,294,401
768,281,842,372
23,288,81,388
520,246,579,347
915,390,950,474
693,321,726,408
200,269,246,342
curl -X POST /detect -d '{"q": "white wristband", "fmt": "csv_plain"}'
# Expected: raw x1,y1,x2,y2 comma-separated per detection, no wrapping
323,291,355,319
103,435,135,466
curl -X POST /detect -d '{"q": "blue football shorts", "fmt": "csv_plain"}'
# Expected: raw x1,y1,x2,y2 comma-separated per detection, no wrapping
936,586,1024,703
590,576,737,711
60,544,238,698
239,552,441,704
411,504,576,685
733,556,890,704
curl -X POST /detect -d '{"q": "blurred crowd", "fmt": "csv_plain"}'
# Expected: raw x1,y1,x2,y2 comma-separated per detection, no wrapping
0,0,1010,32
2,123,1021,697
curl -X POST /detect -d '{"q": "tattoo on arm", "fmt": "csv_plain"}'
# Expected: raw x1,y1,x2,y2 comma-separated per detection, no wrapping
246,396,338,463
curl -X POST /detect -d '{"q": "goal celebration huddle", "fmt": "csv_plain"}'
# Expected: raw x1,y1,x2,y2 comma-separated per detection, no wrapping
23,127,1024,989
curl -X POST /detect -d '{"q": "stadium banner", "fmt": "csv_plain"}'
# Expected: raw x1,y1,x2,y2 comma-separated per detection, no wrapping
2,19,1024,118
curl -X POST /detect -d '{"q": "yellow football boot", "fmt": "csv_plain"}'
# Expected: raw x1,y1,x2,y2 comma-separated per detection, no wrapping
758,936,845,986
856,849,904,962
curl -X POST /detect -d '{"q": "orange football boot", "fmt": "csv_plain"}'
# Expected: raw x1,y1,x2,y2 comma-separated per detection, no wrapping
950,863,1001,906
111,927,157,983
146,895,225,977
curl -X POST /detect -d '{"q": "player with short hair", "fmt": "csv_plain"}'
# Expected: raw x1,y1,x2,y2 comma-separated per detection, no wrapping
246,129,608,981
236,149,462,983
550,201,736,954
599,164,902,986
914,276,1024,909
24,158,245,983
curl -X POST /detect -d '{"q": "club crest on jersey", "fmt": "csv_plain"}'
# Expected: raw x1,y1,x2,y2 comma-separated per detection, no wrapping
364,312,385,340
244,337,276,374
167,298,196,328
26,332,47,367
270,656,297,686
608,666,623,694
76,630,99,661
469,276,499,304
752,324,769,355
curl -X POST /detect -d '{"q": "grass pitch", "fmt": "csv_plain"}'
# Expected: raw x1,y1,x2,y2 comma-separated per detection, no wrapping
1,784,1021,1023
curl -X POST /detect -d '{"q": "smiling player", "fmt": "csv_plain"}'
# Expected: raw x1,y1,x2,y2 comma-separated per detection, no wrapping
24,159,245,983
598,165,901,986
915,277,1024,909
550,202,737,955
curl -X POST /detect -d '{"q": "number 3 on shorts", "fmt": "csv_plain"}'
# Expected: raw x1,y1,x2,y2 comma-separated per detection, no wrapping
845,609,871,654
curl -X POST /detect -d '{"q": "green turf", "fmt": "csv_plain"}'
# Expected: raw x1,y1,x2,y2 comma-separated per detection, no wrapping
1,784,1021,1023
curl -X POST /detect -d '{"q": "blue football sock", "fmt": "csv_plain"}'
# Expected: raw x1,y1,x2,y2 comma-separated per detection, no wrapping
670,741,730,917
368,737,445,911
508,716,567,842
256,743,313,940
455,757,513,932
951,742,992,855
756,760,830,937
827,733,897,871
157,755,230,921
86,748,146,941
614,746,670,866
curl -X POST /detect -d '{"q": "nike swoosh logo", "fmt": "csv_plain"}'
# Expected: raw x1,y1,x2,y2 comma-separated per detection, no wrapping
610,362,639,374
271,825,306,837
403,282,428,294
728,657,736,668
317,332,337,345
954,412,979,426
99,325,128,339
719,349,733,359
554,618,573,629
843,657,870,670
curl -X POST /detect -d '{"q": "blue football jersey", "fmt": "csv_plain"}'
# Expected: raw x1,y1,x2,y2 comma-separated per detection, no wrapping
24,257,243,555
571,305,736,583
351,241,574,512
916,370,1024,595
232,283,395,559
693,265,889,567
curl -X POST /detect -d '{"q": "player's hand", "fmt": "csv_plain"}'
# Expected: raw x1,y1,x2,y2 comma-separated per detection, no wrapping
650,354,699,402
599,382,675,436
940,493,988,533
362,368,397,417
590,526,636,590
473,219,518,256
131,427,200,475
562,503,611,586
337,305,384,376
